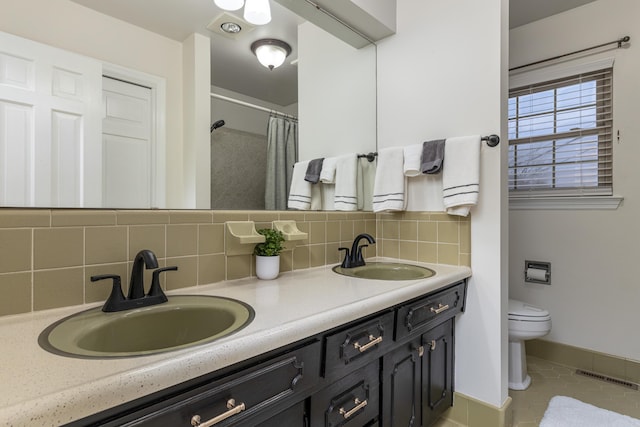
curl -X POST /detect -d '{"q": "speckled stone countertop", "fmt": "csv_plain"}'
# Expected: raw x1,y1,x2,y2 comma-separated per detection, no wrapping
0,259,470,426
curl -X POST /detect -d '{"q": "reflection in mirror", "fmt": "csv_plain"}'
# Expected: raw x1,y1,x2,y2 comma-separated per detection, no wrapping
0,0,376,210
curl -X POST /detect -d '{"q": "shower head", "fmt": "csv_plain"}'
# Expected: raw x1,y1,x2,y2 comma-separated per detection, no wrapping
210,119,225,133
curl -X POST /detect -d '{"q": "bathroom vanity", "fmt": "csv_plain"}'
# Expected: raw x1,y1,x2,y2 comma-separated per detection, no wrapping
0,260,470,427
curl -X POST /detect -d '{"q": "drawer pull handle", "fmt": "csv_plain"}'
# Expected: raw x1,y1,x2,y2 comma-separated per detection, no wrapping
339,398,368,419
354,335,383,353
191,399,246,427
430,303,449,314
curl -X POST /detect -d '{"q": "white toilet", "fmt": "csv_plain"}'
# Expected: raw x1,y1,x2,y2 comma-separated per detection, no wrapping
508,299,552,390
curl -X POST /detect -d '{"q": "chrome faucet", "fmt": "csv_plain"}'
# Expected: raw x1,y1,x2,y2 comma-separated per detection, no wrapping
91,249,177,312
339,233,376,268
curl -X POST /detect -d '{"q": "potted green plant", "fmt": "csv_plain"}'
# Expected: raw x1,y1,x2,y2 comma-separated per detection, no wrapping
253,228,285,280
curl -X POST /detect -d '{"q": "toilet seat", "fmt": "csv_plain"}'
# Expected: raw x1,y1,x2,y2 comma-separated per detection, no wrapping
508,299,550,322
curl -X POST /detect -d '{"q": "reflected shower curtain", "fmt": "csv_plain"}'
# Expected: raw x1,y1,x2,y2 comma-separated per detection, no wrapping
265,114,298,210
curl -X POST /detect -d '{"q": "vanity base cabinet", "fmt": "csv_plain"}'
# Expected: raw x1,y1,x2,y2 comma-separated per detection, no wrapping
68,280,467,427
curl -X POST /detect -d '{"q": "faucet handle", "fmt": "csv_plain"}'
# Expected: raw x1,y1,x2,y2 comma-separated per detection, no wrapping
91,274,126,312
356,244,369,262
148,266,177,300
338,247,352,268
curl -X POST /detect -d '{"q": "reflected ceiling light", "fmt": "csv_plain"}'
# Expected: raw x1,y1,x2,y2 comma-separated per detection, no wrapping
214,0,244,11
243,0,271,25
220,22,242,34
251,39,292,70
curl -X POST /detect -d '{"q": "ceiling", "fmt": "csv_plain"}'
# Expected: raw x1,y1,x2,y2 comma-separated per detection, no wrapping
71,0,600,105
510,0,598,28
72,0,302,106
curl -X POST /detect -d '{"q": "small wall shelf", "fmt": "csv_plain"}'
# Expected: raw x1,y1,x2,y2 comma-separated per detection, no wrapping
273,220,308,251
225,221,265,256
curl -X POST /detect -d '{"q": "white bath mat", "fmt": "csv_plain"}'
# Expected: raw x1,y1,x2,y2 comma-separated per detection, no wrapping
540,396,640,427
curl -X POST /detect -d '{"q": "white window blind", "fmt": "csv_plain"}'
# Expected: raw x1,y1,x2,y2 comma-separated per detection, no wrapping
508,67,613,197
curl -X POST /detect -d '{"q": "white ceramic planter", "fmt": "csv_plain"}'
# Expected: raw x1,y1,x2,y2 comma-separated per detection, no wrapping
255,255,280,280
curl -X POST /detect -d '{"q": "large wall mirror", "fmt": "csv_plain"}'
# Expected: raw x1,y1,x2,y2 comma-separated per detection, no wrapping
0,0,377,210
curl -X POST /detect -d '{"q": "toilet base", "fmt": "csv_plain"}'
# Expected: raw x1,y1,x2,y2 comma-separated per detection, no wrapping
508,340,532,390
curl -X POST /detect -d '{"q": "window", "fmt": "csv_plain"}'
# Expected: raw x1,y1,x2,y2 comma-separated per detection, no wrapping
508,68,613,197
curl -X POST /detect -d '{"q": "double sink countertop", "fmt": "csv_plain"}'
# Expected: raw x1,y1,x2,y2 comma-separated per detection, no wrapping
0,258,471,426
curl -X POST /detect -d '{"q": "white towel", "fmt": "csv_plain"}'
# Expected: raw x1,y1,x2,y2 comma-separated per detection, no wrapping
287,161,312,210
319,156,338,184
372,147,406,212
403,143,423,177
359,158,376,211
334,154,358,211
442,135,481,216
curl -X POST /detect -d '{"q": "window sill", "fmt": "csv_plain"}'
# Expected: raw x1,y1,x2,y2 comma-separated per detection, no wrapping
509,196,624,210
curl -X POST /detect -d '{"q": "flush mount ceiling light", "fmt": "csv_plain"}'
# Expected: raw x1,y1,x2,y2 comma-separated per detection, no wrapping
251,39,292,70
214,0,244,11
214,0,271,25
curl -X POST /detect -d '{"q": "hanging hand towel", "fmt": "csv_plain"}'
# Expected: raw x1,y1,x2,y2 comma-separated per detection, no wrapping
288,161,312,210
304,158,324,183
319,157,338,184
334,154,358,211
372,147,407,212
421,139,445,174
403,143,423,177
442,135,481,216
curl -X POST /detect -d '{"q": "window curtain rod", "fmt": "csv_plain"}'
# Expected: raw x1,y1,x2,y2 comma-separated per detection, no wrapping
509,35,630,72
210,92,297,120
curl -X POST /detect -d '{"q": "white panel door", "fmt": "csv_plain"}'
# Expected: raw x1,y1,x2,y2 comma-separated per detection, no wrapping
102,76,152,208
0,31,102,207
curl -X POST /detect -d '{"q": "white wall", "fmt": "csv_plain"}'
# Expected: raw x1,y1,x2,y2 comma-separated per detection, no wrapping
377,0,509,408
182,34,211,209
298,21,377,160
0,0,185,207
509,0,640,361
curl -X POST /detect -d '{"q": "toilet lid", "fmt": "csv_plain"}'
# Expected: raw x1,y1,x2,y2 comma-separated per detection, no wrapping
508,299,550,319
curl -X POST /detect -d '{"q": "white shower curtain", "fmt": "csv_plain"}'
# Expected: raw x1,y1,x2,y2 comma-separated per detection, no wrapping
265,114,298,210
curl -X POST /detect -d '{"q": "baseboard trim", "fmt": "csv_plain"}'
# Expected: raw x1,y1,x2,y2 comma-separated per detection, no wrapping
442,392,513,427
527,339,640,384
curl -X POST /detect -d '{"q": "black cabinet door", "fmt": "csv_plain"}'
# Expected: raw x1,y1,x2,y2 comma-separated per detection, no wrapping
421,320,454,427
381,337,422,427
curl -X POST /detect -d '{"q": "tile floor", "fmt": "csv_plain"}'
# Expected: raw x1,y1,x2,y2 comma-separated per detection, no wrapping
432,355,640,427
510,356,640,426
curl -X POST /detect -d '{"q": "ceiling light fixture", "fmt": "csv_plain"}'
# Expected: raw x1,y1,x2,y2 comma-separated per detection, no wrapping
214,0,244,11
251,39,292,70
243,0,271,25
214,0,271,26
220,22,242,34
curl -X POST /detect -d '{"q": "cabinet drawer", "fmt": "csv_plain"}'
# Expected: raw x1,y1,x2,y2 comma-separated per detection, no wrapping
396,281,467,339
311,360,380,427
120,341,321,426
324,311,394,378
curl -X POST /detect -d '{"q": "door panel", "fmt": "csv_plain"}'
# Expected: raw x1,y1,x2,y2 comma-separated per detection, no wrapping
0,30,102,207
102,76,152,208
